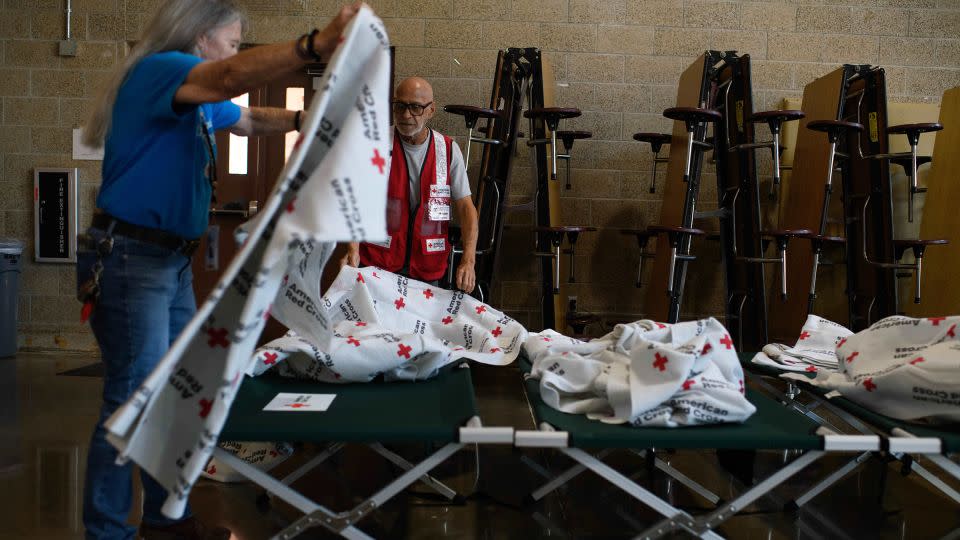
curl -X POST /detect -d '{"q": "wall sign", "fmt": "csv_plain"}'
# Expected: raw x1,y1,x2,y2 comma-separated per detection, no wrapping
34,168,78,263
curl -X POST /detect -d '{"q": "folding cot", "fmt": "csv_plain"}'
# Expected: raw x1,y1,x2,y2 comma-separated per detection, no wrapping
740,353,960,509
215,363,514,539
513,357,880,539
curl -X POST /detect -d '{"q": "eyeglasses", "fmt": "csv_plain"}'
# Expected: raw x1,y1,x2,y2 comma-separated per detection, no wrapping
391,101,433,117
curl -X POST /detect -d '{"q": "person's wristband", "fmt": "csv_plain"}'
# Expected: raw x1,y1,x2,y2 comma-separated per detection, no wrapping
294,33,312,61
305,28,323,61
294,110,302,131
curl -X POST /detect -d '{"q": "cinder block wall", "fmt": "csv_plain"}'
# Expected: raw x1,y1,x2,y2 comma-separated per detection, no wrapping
2,0,958,351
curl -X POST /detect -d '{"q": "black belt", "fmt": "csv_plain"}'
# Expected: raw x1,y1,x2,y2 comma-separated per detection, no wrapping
92,214,201,256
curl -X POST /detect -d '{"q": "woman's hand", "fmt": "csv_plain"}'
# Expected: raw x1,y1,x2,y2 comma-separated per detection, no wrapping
312,2,365,60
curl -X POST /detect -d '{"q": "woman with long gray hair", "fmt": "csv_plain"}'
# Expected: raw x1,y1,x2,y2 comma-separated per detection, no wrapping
79,1,364,538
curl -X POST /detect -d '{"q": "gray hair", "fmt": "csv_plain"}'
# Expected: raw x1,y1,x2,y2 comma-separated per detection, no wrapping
84,0,247,147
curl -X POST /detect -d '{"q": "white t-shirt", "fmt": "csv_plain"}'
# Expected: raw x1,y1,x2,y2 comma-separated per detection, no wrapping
399,135,470,211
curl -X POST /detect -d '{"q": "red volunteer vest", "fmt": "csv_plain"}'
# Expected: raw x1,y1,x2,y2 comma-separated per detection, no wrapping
360,130,453,281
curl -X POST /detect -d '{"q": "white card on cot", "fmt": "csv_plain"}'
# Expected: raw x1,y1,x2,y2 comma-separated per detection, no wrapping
262,393,336,412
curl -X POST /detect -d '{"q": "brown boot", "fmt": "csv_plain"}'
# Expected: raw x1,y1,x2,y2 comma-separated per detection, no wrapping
139,516,232,540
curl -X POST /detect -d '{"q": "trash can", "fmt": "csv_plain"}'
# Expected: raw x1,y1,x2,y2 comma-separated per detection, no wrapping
0,239,24,358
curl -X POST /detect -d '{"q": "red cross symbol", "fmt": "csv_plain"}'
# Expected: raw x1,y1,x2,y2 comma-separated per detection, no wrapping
476,305,486,315
489,347,501,353
357,273,365,283
910,356,925,365
207,327,229,348
720,334,733,350
371,149,386,174
949,325,957,338
372,272,380,279
287,403,308,409
207,464,217,475
652,353,669,372
928,317,947,326
263,352,278,365
542,337,552,342
198,398,213,418
442,316,453,325
492,326,503,337
356,321,367,327
806,365,818,373
347,336,360,347
682,379,695,391
397,343,412,359
286,198,297,214
837,338,847,348
423,289,434,299
394,297,405,310
656,323,667,329
799,331,811,341
847,351,859,363
702,342,712,355
863,378,877,392
739,379,745,394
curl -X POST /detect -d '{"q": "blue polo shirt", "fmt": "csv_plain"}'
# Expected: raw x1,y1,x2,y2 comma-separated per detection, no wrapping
97,51,241,239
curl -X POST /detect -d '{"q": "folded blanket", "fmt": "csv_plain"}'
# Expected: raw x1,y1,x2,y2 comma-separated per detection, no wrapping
751,315,851,373
524,319,756,427
783,315,960,424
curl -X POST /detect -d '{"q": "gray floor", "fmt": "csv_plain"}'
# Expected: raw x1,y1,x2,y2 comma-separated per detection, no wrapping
2,352,959,539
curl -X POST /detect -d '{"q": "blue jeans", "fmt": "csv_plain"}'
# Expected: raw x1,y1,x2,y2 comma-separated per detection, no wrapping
79,228,196,540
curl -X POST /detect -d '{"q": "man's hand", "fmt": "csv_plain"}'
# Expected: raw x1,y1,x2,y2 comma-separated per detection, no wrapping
456,259,476,293
340,242,360,268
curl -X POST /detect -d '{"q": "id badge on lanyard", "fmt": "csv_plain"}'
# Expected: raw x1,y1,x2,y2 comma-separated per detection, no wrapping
427,184,451,221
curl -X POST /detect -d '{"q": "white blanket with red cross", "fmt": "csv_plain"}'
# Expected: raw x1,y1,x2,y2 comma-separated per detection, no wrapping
751,315,852,374
248,265,525,382
782,315,960,423
103,9,393,519
524,318,756,427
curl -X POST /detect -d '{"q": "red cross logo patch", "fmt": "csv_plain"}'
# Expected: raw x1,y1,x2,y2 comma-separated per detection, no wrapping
489,347,501,353
263,352,278,365
656,322,667,329
682,379,694,391
397,343,412,359
198,398,213,418
423,289,434,299
652,353,668,372
394,297,405,310
863,378,876,392
847,351,859,363
799,331,811,341
207,328,229,348
476,305,486,315
806,365,818,373
701,342,712,355
542,337,552,342
371,149,386,174
442,316,453,325
837,338,847,348
357,273,365,283
492,326,502,337
347,336,360,347
355,321,367,327
207,464,217,475
287,403,307,409
948,324,957,338
928,317,947,326
909,356,924,365
720,334,733,350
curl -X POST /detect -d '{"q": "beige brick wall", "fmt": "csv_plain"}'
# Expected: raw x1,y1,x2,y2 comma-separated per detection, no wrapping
2,0,958,350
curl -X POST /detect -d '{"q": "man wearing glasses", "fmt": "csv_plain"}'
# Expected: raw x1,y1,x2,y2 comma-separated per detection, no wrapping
344,77,479,293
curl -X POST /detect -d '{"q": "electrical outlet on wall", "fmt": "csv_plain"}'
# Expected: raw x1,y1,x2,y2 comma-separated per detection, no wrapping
567,296,577,312
59,39,78,57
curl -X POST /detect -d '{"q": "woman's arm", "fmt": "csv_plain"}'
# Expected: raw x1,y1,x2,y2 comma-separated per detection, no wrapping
174,2,361,106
